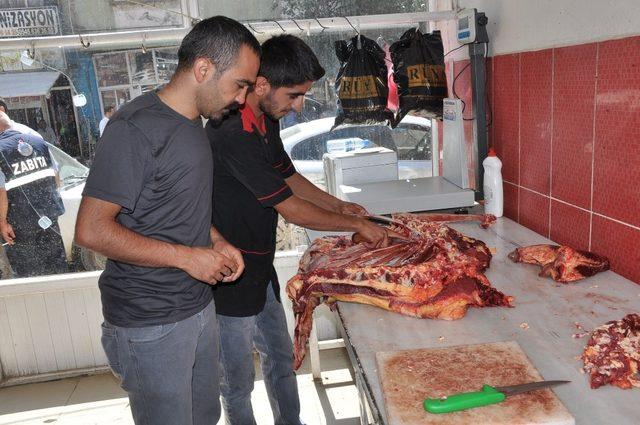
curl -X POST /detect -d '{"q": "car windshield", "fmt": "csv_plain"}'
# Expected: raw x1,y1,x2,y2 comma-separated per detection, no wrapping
289,122,432,162
48,143,89,185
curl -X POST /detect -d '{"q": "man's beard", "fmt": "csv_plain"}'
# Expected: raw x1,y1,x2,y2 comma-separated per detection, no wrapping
210,102,241,123
260,98,289,121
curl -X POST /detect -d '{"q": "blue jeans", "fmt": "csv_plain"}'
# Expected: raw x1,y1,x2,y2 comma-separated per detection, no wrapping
101,299,221,425
218,282,303,425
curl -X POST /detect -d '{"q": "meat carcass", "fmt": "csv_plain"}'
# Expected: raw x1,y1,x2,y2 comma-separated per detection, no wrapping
508,244,610,283
287,213,512,369
582,314,640,389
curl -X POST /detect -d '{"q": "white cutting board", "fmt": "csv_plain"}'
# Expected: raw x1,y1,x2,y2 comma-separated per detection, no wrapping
376,341,575,425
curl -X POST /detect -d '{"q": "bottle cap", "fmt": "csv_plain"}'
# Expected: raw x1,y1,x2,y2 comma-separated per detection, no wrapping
488,147,497,157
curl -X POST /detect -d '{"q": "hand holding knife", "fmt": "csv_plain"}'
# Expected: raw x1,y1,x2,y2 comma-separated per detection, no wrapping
352,215,414,244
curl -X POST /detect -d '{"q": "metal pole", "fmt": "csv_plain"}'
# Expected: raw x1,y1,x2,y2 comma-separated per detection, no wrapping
0,11,456,51
468,12,489,201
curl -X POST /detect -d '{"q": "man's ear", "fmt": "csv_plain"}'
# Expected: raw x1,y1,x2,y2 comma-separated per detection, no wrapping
254,76,270,96
193,58,216,83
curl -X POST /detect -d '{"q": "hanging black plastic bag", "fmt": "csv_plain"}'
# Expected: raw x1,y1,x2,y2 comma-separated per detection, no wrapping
334,34,394,128
391,29,447,124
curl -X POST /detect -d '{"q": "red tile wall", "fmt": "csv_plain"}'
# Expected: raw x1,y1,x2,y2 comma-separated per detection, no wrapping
503,182,519,222
551,44,597,209
481,35,640,284
519,50,552,195
550,201,591,252
593,37,640,229
591,215,640,284
519,189,550,238
492,54,520,185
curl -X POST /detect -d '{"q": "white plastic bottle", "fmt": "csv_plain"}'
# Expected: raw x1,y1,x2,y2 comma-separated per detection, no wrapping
483,148,503,217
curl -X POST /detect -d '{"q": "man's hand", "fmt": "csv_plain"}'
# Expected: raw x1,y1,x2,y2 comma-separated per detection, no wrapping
212,238,245,282
352,218,410,249
0,220,15,245
336,201,368,216
352,219,394,248
179,246,238,285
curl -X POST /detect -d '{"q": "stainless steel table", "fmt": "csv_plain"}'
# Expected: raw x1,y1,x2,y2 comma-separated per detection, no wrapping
316,218,640,424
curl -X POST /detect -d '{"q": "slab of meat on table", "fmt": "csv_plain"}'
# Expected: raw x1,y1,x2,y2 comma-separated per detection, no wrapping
582,313,640,389
508,244,610,283
286,213,512,370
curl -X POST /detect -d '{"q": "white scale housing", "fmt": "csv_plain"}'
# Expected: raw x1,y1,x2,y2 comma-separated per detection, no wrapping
322,99,474,216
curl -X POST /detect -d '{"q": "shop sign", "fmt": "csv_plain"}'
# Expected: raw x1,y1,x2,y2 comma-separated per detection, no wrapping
0,6,61,37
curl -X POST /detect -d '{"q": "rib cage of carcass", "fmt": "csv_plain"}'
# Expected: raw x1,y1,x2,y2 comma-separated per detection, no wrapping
286,213,514,370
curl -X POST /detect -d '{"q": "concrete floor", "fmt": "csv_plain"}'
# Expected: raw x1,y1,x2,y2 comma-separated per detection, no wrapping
0,348,360,425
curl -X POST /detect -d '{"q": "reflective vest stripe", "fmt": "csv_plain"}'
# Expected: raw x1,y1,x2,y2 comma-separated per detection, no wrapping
5,169,56,190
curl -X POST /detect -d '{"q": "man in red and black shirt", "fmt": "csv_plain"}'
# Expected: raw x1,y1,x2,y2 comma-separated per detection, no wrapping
206,35,396,425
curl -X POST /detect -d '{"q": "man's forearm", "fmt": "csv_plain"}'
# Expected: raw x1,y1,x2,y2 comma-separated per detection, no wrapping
275,195,362,232
0,189,8,222
285,173,341,212
75,201,190,269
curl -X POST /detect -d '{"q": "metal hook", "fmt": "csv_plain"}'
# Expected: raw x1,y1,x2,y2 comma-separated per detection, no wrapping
273,20,286,33
79,35,91,48
314,18,327,33
291,19,304,33
246,22,263,34
28,43,36,60
141,34,147,54
343,16,359,34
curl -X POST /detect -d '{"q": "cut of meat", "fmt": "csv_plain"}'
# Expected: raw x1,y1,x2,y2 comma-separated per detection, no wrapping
582,314,640,389
287,213,512,370
508,244,610,283
395,212,497,229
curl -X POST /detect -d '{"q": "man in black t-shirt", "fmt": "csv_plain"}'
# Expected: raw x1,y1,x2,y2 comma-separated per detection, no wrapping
207,35,399,425
75,17,260,425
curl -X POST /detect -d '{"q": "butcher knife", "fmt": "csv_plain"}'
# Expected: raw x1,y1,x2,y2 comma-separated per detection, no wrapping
365,215,418,241
423,380,570,414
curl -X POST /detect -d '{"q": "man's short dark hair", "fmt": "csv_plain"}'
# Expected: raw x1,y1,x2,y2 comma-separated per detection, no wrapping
259,35,325,88
0,98,7,112
104,105,115,114
177,16,260,75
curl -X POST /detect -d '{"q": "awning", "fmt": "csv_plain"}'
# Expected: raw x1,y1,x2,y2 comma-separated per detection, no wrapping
0,71,61,98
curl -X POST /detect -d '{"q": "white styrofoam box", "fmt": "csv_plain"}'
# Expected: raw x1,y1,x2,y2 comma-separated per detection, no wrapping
323,147,398,196
324,146,397,169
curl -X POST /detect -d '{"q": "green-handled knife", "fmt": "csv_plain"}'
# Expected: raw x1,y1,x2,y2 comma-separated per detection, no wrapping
423,380,570,414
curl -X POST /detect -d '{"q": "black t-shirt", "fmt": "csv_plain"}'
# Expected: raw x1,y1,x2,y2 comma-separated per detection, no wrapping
83,92,214,327
206,105,295,317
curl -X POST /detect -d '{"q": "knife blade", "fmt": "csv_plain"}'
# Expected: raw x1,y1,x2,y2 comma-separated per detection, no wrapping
494,380,570,397
364,216,417,242
423,380,570,414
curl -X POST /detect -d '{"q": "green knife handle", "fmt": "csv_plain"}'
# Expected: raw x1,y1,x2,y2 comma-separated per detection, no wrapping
423,385,506,414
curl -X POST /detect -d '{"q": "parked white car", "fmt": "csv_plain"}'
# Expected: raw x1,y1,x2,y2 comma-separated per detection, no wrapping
281,115,433,185
273,115,434,251
48,144,108,271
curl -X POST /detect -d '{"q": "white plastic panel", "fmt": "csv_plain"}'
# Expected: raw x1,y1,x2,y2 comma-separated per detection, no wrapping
442,98,470,189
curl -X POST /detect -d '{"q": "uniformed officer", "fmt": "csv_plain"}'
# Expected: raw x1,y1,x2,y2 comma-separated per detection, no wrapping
0,111,67,277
